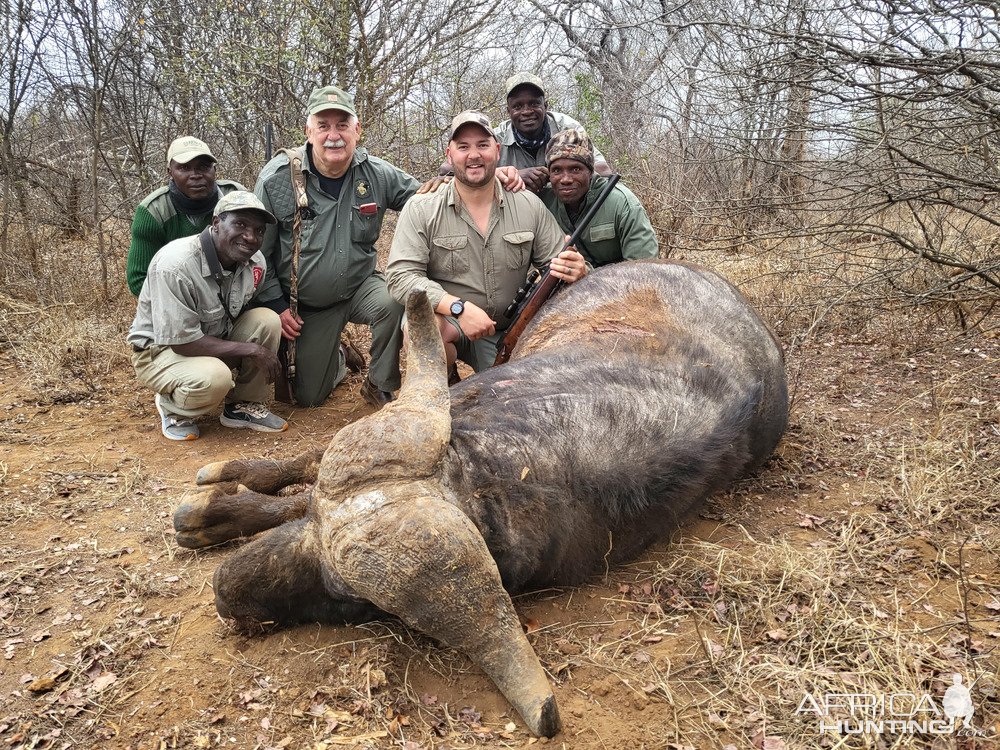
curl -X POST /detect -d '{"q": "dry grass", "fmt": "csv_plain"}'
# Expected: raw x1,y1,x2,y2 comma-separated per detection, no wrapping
0,224,997,749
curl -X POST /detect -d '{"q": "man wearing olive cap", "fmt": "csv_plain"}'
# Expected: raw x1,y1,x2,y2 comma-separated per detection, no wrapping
541,129,658,267
495,73,613,192
127,191,287,441
254,85,421,409
126,136,246,296
387,111,588,375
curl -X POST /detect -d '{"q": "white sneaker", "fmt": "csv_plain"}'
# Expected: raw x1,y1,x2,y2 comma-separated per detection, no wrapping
155,394,200,441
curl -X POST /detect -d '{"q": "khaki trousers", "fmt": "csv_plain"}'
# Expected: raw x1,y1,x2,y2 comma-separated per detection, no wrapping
132,308,281,418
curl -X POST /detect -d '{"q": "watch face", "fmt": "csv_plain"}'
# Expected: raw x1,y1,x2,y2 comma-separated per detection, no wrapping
450,300,464,316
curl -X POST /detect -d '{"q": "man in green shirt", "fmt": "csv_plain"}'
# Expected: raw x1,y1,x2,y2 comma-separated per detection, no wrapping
126,136,245,296
387,111,588,374
541,129,658,267
496,73,613,192
255,85,422,409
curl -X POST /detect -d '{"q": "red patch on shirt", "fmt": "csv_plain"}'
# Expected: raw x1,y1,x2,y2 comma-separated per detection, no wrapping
253,266,263,288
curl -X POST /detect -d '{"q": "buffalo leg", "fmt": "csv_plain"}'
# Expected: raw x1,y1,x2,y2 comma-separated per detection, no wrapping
174,485,311,549
196,448,324,494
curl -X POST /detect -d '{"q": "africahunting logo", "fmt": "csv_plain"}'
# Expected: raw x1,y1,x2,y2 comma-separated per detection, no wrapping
795,675,994,737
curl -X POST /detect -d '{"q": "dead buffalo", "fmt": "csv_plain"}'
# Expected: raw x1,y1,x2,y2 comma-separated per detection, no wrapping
173,259,788,738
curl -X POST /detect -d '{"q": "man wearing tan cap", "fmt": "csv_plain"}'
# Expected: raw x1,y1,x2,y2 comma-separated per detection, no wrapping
495,73,612,192
126,136,246,295
541,129,658,267
127,191,287,441
387,111,588,375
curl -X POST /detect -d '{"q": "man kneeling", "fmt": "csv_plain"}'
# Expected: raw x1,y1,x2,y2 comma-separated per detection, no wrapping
127,191,287,441
387,111,587,377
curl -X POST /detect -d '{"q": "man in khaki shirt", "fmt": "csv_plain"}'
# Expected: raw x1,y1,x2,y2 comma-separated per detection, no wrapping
387,111,587,375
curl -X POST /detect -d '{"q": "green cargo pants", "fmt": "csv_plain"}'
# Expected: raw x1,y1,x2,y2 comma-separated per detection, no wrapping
293,273,403,407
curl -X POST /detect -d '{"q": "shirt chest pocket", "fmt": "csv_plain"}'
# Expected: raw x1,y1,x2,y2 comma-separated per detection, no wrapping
351,204,382,246
199,303,228,335
502,231,534,271
429,235,470,277
589,223,615,242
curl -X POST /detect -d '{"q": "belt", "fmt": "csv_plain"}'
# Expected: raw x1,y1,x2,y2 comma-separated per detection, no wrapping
131,344,147,353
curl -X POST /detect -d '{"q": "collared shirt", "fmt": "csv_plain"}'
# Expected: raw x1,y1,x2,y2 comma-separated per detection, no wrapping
126,179,245,296
127,233,266,349
540,174,658,267
494,111,608,170
386,180,566,329
254,145,419,311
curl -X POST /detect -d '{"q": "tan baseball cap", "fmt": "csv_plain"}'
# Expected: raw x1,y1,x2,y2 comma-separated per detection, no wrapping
505,73,545,98
166,136,215,166
448,111,495,141
213,191,276,224
307,85,357,118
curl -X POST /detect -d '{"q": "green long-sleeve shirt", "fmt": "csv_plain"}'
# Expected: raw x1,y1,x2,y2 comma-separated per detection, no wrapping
126,179,245,296
254,146,418,311
541,175,658,267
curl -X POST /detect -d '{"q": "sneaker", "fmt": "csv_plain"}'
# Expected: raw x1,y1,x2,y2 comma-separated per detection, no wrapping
155,394,200,441
220,402,288,433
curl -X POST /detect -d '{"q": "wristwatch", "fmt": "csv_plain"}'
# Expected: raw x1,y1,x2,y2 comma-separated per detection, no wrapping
450,299,465,317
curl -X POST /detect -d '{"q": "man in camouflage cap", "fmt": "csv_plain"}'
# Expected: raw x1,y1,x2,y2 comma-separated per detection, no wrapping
541,129,658,267
127,191,287,441
494,73,612,192
126,136,246,295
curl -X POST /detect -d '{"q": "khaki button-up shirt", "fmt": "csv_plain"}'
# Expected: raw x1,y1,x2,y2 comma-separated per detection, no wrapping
127,233,266,349
386,180,566,329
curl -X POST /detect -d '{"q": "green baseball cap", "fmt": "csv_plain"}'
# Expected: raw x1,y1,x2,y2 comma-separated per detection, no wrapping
448,111,495,141
167,136,215,167
505,73,545,98
307,85,357,118
213,191,276,224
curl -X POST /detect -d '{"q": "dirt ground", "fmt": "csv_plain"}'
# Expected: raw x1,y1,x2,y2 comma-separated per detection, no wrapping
1,317,998,750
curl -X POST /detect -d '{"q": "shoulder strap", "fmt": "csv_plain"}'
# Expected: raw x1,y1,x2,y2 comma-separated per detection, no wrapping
198,228,235,327
277,147,307,380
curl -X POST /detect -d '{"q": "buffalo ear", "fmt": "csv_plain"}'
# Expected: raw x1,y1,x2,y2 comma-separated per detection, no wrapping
315,289,452,494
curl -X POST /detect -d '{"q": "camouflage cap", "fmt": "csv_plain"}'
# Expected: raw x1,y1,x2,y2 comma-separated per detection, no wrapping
545,128,595,171
448,111,495,141
213,191,276,224
505,72,545,98
167,136,215,167
307,85,357,119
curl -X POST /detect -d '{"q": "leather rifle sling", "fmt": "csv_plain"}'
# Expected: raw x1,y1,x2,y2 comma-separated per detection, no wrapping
279,148,309,397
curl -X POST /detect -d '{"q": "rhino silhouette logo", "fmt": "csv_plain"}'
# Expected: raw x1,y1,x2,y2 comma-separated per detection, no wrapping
942,674,974,729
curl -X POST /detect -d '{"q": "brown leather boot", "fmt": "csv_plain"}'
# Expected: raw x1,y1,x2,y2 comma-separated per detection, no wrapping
341,338,365,373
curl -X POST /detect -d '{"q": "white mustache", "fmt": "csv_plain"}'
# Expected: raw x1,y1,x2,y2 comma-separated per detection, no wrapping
324,138,347,148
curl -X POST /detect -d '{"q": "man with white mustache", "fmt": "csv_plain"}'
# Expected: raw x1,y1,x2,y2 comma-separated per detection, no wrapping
254,85,419,409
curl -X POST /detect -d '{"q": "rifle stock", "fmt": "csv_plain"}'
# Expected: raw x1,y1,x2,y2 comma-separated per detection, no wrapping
493,174,621,366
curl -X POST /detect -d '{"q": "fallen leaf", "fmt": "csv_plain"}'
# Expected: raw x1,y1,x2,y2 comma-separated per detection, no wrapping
90,672,118,692
767,629,790,642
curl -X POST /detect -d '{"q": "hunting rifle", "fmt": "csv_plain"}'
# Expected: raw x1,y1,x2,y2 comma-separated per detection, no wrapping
493,173,620,366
